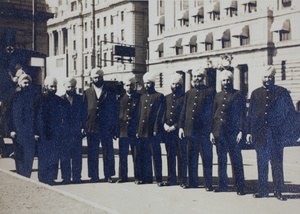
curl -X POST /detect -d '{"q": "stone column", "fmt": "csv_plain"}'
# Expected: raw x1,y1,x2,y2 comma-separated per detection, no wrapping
216,69,222,92
185,69,192,92
233,66,241,90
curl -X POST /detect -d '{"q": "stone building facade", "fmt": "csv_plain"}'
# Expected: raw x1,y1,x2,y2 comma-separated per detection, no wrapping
148,0,300,107
47,0,148,95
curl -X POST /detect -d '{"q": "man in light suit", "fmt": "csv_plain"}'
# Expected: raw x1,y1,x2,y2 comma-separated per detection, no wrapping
247,65,295,200
210,70,246,195
83,68,117,183
179,67,216,190
137,72,165,186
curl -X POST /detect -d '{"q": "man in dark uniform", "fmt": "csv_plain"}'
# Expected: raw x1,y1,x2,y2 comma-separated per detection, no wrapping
247,65,295,200
210,70,246,195
83,68,117,183
34,76,62,185
60,77,85,184
163,74,186,186
179,67,215,190
7,74,37,178
137,72,165,186
117,74,141,183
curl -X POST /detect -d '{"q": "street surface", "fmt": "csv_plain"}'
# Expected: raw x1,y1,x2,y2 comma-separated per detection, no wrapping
0,139,300,214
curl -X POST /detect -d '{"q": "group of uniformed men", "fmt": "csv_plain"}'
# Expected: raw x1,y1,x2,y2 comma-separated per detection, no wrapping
6,64,296,201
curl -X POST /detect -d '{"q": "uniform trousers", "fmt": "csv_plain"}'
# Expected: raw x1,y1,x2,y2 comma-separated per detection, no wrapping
215,129,245,191
118,137,141,181
60,135,82,181
256,127,284,195
38,138,59,183
164,131,187,185
186,135,212,188
87,132,115,180
13,136,35,178
139,136,162,183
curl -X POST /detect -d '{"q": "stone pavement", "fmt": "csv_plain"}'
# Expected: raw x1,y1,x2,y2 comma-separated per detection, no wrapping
0,139,300,214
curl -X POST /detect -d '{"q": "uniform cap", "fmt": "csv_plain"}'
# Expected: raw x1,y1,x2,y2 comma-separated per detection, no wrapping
219,70,233,81
192,67,206,76
90,68,104,78
123,74,136,84
63,77,77,86
170,74,183,85
143,72,156,83
18,74,32,85
44,76,58,86
262,65,276,77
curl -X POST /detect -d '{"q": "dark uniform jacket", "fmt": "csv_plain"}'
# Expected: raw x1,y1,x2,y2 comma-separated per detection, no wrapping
210,89,246,137
179,85,216,137
34,92,62,140
119,92,140,138
83,85,118,133
137,89,165,138
163,91,185,129
246,85,295,146
60,94,85,137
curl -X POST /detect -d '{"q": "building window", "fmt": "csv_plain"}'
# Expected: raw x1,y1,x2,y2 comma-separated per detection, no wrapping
176,47,183,55
104,17,107,27
71,1,77,11
158,50,164,58
111,15,113,25
179,0,189,11
73,40,76,50
240,36,249,46
194,16,204,24
85,38,88,49
222,40,231,48
85,0,88,8
111,33,114,42
179,19,189,27
157,24,165,35
104,34,107,44
282,0,292,7
121,29,124,41
244,2,257,13
73,25,76,34
280,31,290,41
239,64,248,97
97,54,100,67
205,43,213,51
111,51,114,66
158,0,165,16
225,8,237,17
97,35,100,46
209,12,220,21
281,61,286,80
104,52,107,67
190,45,197,53
85,56,88,69
121,11,124,22
97,19,100,28
84,22,87,31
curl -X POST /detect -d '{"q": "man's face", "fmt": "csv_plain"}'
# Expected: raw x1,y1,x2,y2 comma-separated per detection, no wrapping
124,82,135,95
46,83,57,95
64,82,76,96
144,81,154,91
19,80,31,89
171,82,181,93
221,78,232,90
263,75,275,87
92,74,103,88
192,73,204,87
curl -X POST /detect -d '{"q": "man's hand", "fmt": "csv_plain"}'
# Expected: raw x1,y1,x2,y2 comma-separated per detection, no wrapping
246,134,252,144
34,135,40,141
164,123,170,132
236,131,243,144
178,128,185,140
81,129,86,136
210,133,215,145
10,131,17,139
169,125,176,132
153,132,157,137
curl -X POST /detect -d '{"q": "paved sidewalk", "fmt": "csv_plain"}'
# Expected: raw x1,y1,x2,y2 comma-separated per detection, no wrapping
0,142,299,214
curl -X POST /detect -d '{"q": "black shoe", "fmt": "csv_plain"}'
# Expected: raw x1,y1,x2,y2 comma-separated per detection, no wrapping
274,192,286,201
180,183,186,188
213,187,227,192
157,182,164,187
72,179,82,184
62,179,71,185
205,187,213,192
164,182,176,186
116,179,127,183
90,177,100,183
183,184,198,189
253,193,268,198
136,180,144,185
105,178,114,183
237,190,246,196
